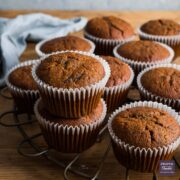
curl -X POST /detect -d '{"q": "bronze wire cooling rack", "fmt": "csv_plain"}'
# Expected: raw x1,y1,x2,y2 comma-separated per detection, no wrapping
0,86,179,180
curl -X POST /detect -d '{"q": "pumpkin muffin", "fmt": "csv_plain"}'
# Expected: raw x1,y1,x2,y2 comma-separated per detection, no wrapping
112,107,179,148
137,64,180,111
116,40,170,62
35,98,106,153
84,16,135,55
102,56,134,112
9,65,37,90
103,56,131,87
108,101,180,172
140,19,180,36
36,35,95,56
138,19,180,59
32,51,110,118
86,16,134,39
37,52,105,89
141,67,180,99
113,40,174,74
6,61,39,113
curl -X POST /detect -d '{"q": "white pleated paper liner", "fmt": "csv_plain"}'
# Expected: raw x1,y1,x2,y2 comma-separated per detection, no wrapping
6,60,40,114
137,64,180,112
103,65,134,113
137,26,180,46
108,101,180,172
113,41,174,74
34,98,107,153
35,36,96,57
84,31,136,55
32,50,111,118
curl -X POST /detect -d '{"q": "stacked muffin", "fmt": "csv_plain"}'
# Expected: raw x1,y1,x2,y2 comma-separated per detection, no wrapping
33,51,110,153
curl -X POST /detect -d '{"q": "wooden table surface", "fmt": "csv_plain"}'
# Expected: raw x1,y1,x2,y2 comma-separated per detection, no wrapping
0,10,180,180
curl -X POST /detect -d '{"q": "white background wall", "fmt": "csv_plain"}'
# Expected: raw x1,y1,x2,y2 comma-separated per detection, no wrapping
0,0,180,10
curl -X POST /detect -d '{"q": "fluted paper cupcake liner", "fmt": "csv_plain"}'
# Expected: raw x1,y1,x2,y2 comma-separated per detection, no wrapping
34,98,107,153
6,60,40,114
113,42,174,74
137,64,180,112
84,31,136,55
103,65,134,113
108,101,180,172
35,36,96,57
32,50,111,118
137,26,180,46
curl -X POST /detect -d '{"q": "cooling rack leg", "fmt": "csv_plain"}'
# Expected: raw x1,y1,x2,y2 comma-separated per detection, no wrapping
0,86,12,99
96,124,107,143
63,140,111,179
152,171,158,180
64,154,81,180
91,142,111,180
125,168,129,180
0,110,18,127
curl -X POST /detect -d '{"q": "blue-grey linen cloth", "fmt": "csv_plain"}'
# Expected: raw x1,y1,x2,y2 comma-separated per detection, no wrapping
0,13,87,86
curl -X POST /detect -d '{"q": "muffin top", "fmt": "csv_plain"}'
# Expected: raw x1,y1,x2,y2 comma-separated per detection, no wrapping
38,99,103,126
102,56,131,87
140,19,180,36
9,65,37,90
85,16,134,39
36,52,105,89
141,67,180,99
117,40,170,62
111,107,180,148
40,35,92,54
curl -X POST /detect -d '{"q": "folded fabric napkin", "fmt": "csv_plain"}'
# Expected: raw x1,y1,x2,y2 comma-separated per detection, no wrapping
0,13,87,86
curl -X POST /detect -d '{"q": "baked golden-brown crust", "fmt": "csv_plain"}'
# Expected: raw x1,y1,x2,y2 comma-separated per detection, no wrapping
9,65,37,90
101,56,131,87
141,67,180,99
141,19,180,36
86,16,134,39
37,52,105,89
117,40,170,62
40,35,92,53
38,99,103,126
112,107,180,148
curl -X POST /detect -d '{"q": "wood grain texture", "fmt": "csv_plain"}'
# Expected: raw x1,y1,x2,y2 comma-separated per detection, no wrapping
0,10,180,180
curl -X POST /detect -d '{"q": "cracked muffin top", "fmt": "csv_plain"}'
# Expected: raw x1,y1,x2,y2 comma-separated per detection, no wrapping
101,56,131,87
111,107,180,148
40,35,92,54
9,65,37,90
141,67,180,99
140,19,180,36
36,52,105,89
38,99,103,126
117,40,170,62
85,16,134,39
